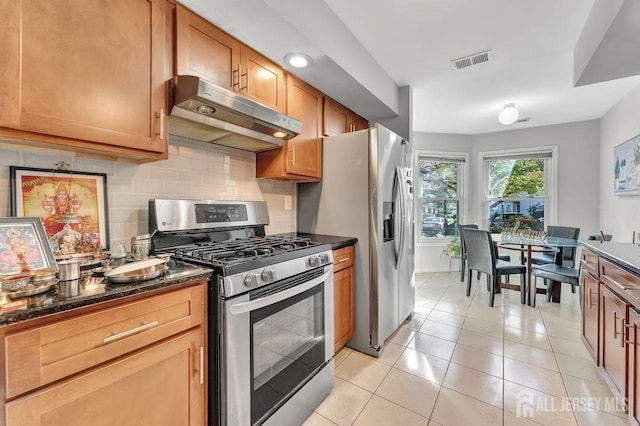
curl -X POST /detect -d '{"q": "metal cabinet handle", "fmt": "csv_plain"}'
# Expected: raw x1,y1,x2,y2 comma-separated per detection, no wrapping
613,311,620,340
240,64,248,91
624,322,635,346
588,288,597,309
195,346,204,385
233,65,241,90
103,321,159,344
155,108,165,140
336,257,350,264
289,146,295,166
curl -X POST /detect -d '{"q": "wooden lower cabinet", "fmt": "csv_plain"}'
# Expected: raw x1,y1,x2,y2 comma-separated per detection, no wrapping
333,266,354,353
6,330,205,426
600,284,628,404
581,270,599,362
629,308,640,423
333,245,355,353
2,281,207,426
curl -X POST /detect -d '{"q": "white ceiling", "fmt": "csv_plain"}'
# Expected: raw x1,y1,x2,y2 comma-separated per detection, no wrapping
179,0,640,135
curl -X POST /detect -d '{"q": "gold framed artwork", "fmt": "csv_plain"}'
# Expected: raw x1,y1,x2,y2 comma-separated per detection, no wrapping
0,217,57,275
10,167,109,255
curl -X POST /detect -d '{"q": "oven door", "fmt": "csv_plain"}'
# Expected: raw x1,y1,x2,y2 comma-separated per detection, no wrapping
221,265,333,426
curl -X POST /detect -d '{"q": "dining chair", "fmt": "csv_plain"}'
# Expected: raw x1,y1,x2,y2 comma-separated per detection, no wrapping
529,263,580,306
458,224,511,282
529,225,581,267
461,228,527,307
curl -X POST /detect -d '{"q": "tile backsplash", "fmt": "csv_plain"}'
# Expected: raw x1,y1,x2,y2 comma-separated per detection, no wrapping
0,135,297,250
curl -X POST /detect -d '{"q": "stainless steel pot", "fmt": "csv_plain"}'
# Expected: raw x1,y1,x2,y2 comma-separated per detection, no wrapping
57,259,81,281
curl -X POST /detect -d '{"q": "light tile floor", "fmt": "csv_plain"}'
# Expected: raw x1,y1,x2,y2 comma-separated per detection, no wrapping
304,272,629,426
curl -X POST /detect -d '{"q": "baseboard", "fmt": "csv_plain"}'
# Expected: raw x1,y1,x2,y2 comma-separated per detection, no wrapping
416,267,460,273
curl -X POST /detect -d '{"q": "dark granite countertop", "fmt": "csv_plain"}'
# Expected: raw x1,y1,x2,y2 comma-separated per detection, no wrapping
0,259,212,327
580,240,640,276
274,233,358,250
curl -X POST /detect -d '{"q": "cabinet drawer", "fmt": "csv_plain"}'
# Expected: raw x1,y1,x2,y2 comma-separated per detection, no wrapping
580,249,599,277
333,245,355,272
600,258,639,293
5,283,206,398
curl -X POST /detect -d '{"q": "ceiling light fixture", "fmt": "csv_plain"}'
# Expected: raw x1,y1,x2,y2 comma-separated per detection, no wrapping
284,53,313,69
498,103,519,125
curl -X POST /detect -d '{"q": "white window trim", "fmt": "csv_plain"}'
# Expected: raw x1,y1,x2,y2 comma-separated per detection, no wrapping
477,146,558,230
414,150,469,247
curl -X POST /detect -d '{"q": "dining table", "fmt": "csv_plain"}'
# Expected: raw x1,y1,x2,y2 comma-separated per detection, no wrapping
497,235,579,306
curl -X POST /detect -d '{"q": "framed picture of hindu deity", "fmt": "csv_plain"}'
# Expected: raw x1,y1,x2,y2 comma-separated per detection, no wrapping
0,217,57,275
10,166,109,255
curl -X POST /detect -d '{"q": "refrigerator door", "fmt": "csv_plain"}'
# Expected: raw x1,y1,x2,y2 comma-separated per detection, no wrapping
370,125,404,349
398,139,415,323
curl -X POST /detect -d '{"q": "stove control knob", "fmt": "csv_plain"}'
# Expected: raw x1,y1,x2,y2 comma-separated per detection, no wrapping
308,256,321,268
319,253,330,265
261,269,276,282
244,273,260,288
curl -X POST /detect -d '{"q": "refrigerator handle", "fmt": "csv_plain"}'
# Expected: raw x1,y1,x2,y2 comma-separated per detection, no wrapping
395,166,406,268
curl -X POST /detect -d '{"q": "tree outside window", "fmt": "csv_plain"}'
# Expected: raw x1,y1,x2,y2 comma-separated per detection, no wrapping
486,157,547,233
419,156,464,239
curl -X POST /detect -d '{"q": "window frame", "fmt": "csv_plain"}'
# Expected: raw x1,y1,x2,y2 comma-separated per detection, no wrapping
415,150,469,245
477,146,558,231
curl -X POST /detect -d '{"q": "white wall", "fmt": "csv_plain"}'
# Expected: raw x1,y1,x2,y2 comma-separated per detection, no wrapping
413,120,601,272
471,120,601,233
0,136,297,251
600,83,640,242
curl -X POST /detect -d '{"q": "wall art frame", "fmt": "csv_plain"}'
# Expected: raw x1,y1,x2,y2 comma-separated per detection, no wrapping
10,166,109,255
0,217,57,275
614,133,640,196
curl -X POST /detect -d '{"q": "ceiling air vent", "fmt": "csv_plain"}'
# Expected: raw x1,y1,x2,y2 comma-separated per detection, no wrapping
451,50,493,70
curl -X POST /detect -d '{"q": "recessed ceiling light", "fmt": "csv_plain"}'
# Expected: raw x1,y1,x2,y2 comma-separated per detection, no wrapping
284,53,313,69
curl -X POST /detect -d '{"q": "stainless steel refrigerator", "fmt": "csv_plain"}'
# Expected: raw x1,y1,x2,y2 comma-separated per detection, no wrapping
297,124,415,357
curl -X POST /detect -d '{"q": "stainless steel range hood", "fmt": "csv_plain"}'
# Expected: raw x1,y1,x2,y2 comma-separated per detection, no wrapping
168,75,302,152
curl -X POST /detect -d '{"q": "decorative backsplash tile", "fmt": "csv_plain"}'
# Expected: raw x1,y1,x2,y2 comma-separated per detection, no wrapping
0,136,297,250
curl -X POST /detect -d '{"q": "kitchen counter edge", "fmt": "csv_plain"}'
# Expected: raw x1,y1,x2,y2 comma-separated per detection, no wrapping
275,233,358,251
0,266,213,327
580,240,640,276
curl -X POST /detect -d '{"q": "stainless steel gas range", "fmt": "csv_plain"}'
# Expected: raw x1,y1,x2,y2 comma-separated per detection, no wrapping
149,199,334,426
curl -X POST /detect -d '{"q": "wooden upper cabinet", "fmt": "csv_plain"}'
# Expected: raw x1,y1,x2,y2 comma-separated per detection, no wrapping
323,97,368,136
0,0,168,159
350,113,369,132
176,4,240,89
256,75,322,181
241,47,286,112
323,98,349,136
175,5,285,112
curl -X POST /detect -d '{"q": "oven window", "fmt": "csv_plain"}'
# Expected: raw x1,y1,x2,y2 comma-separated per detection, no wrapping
250,283,325,424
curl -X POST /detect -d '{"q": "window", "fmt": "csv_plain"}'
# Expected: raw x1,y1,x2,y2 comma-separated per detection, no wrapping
417,153,466,240
482,149,556,233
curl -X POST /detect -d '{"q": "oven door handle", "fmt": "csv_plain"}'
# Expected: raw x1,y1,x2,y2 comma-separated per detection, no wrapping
228,268,332,315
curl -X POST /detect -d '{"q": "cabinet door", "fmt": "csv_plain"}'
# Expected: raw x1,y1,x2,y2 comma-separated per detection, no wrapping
629,308,640,423
323,97,349,136
0,0,167,153
350,113,369,132
6,329,206,426
581,271,599,363
600,285,628,401
176,4,240,89
285,76,322,178
334,266,355,353
241,47,286,112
